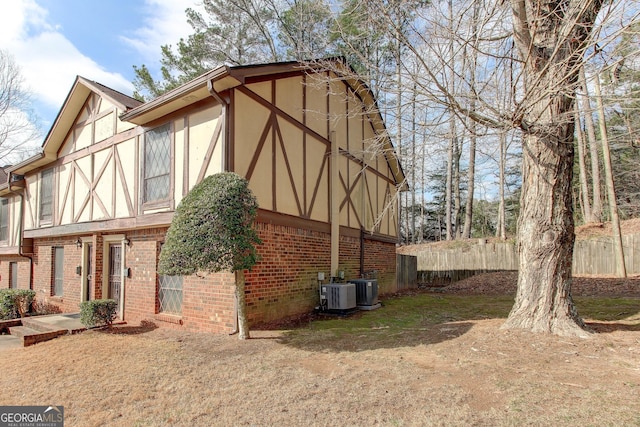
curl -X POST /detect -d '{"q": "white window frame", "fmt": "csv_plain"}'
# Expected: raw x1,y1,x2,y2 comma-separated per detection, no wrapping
0,198,8,244
142,123,172,208
40,168,54,224
53,246,64,296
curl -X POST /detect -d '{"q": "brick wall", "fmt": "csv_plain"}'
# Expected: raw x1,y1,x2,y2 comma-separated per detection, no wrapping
0,256,31,290
26,221,396,333
244,222,397,325
113,227,237,334
363,238,398,294
32,237,82,313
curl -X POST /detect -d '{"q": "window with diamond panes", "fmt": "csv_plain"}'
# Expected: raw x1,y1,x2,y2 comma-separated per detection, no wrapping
158,275,182,315
40,168,53,222
144,123,171,203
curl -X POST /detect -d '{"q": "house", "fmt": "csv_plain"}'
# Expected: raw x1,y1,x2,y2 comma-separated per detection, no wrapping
0,59,406,333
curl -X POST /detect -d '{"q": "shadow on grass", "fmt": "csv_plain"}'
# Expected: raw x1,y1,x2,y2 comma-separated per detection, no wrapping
274,291,640,352
586,322,640,333
100,320,159,335
275,293,512,353
278,320,476,352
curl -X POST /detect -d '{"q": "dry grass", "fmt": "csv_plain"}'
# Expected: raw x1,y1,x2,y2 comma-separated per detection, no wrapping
1,277,640,426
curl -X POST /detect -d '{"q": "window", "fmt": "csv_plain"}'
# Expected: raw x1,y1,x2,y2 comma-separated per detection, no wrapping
158,275,183,315
143,123,171,204
0,199,8,242
9,262,17,289
53,247,64,296
40,168,54,223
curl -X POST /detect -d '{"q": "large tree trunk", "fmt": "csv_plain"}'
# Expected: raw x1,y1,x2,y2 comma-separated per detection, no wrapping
593,74,627,278
503,0,603,337
503,122,588,336
235,270,250,340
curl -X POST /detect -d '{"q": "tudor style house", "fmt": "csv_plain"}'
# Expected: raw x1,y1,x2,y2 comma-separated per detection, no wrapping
0,59,405,333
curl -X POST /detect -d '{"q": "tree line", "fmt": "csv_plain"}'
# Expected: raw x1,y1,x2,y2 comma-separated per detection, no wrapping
3,0,636,336
131,0,639,247
130,0,638,336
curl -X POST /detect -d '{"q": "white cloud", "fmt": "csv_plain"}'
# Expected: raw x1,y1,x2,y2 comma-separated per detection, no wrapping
0,0,202,134
14,31,132,108
0,0,134,116
120,0,201,66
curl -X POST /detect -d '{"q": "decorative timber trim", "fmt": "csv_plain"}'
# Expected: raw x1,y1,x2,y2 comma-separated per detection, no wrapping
24,212,174,239
256,209,398,244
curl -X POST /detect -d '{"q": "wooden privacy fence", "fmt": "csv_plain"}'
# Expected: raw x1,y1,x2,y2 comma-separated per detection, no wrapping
573,234,640,275
404,234,640,284
396,254,417,290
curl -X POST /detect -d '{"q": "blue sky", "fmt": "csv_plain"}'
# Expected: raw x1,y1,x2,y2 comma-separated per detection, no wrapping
1,0,202,143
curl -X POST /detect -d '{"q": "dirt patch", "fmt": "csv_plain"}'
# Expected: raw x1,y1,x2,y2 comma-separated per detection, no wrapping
575,217,640,239
437,271,640,297
0,276,638,426
397,218,640,253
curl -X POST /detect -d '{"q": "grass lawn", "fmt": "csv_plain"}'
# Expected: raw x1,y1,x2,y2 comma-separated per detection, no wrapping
1,286,639,426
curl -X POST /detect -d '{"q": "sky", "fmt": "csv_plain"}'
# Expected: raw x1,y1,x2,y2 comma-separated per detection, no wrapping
0,0,202,140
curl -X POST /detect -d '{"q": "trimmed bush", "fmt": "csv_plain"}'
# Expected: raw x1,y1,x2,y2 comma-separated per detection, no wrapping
0,289,36,320
158,172,261,340
158,172,261,275
80,299,118,328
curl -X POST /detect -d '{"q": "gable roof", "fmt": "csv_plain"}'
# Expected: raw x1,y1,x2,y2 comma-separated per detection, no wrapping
121,59,407,190
8,60,406,190
9,77,142,176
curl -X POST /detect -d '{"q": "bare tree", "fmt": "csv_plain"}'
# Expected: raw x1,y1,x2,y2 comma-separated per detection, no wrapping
0,50,40,165
500,0,609,336
593,71,626,278
574,102,592,222
461,0,482,239
343,0,633,336
578,66,603,223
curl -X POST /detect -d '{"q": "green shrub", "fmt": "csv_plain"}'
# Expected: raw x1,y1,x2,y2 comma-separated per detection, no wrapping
80,299,118,328
158,172,261,275
0,289,36,320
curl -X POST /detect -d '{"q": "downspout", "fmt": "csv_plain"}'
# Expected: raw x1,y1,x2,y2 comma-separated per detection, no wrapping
359,227,365,278
330,131,339,280
207,78,238,335
7,173,33,290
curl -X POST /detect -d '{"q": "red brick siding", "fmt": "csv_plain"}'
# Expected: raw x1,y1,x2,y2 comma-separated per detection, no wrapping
110,228,237,334
26,221,396,333
0,256,31,290
362,238,398,295
32,237,82,313
244,222,397,324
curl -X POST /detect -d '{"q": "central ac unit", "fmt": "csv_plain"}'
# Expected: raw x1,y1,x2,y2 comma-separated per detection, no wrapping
348,279,379,307
320,283,356,310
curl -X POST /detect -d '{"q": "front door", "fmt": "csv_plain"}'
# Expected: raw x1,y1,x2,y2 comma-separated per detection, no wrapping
108,243,122,315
